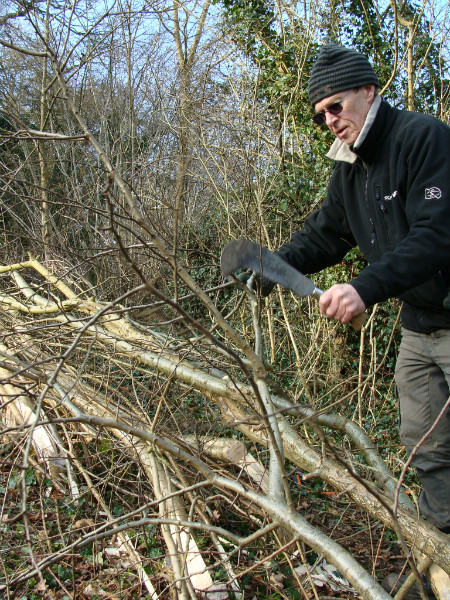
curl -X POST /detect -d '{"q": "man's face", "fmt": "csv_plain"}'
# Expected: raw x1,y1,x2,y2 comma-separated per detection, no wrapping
314,85,375,145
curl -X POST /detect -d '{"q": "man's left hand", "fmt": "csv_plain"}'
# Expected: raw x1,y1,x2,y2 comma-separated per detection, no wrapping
319,284,366,324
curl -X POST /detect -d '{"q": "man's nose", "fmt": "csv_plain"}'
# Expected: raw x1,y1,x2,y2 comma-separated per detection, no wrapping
325,111,339,127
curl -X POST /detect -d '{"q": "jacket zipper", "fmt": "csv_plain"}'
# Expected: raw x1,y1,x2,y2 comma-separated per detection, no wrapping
375,183,391,246
375,184,385,213
364,172,376,246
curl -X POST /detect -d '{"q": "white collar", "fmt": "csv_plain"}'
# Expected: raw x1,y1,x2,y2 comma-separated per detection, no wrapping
326,95,382,164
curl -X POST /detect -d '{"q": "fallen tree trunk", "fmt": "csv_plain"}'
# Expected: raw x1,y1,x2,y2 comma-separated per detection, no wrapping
2,253,450,600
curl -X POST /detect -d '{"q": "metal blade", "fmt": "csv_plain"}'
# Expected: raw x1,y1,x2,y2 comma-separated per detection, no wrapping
220,239,322,300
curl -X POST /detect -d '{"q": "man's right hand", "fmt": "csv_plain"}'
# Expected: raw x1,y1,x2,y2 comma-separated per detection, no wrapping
319,283,366,324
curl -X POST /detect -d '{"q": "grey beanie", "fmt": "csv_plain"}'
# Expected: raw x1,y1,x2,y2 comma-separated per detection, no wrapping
308,44,379,105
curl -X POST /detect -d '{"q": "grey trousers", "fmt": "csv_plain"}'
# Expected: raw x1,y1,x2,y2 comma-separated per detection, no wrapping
395,328,450,532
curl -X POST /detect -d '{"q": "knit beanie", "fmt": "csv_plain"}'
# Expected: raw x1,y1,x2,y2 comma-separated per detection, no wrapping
308,44,379,105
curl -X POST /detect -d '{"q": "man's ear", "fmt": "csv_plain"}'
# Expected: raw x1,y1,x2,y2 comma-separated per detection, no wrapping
364,84,376,103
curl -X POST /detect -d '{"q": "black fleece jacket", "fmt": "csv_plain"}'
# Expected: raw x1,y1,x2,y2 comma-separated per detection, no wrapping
277,99,450,333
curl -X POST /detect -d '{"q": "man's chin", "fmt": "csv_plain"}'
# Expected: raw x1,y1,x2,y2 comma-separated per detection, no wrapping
337,129,356,145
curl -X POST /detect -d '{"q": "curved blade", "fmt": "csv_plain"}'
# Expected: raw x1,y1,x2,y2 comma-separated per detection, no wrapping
220,239,321,299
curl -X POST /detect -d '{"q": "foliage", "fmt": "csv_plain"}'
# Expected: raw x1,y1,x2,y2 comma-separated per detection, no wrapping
336,0,450,113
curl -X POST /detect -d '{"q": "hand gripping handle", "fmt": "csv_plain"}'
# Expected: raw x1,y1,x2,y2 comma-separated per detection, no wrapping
313,288,367,331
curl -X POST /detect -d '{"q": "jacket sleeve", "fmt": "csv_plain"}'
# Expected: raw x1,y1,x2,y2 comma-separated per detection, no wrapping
276,173,357,275
350,117,450,308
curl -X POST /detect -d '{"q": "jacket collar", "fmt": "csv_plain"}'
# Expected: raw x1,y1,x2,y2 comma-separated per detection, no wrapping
326,95,382,164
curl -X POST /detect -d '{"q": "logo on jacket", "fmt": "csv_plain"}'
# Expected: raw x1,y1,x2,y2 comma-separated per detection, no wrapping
384,190,398,201
425,187,442,199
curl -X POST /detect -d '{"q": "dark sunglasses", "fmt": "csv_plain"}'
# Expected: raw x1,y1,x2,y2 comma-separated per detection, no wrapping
312,89,354,125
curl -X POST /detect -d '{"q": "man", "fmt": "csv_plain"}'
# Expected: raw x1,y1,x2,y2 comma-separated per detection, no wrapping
268,44,450,595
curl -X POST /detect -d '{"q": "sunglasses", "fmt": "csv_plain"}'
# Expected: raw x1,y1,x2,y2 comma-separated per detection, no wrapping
312,89,354,125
